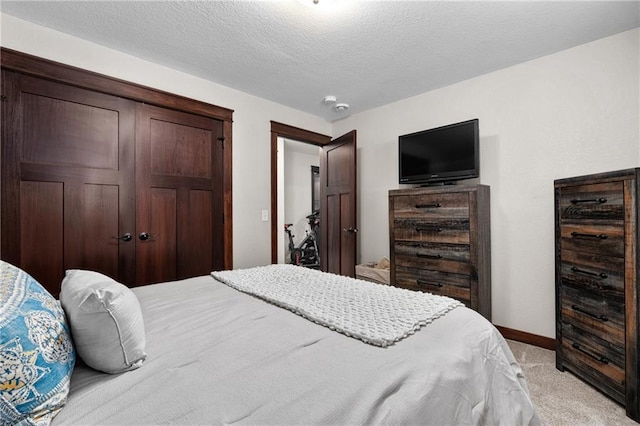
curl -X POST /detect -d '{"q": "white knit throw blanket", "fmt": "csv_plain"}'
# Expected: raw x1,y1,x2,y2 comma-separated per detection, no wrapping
211,264,463,347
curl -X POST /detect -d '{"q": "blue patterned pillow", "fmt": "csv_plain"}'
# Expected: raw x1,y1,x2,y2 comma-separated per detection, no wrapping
0,261,75,426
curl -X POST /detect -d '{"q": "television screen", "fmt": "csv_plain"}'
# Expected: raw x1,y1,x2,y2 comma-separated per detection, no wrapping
399,119,479,185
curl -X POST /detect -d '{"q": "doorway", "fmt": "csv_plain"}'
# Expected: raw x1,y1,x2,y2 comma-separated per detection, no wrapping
278,138,321,265
270,122,358,277
270,122,330,264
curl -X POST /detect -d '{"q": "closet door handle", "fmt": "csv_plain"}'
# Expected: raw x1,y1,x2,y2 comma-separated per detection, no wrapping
113,233,133,242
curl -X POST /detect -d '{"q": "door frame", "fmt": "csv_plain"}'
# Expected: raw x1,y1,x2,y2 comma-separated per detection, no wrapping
270,121,331,264
1,48,235,270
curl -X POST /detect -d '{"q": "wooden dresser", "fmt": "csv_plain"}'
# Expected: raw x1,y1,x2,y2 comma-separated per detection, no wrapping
555,168,640,422
388,185,491,320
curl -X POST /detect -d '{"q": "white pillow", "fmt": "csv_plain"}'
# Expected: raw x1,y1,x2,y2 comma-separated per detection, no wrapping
60,270,146,374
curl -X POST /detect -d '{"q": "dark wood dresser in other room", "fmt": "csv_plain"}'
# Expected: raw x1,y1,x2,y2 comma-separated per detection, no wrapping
388,184,491,320
555,168,640,422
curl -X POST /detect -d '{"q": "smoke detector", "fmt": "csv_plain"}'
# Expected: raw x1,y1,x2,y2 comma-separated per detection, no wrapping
334,103,349,111
323,95,337,104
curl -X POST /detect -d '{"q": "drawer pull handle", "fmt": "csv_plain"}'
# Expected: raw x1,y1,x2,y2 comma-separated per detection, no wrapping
415,203,441,209
417,253,442,259
570,267,608,279
570,232,608,240
416,279,443,288
570,197,607,205
571,304,609,322
571,343,609,365
416,227,442,233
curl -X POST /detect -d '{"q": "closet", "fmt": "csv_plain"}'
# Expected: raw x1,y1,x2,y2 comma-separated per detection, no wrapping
1,49,233,296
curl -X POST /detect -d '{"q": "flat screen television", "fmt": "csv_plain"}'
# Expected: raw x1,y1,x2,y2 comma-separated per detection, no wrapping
398,119,479,185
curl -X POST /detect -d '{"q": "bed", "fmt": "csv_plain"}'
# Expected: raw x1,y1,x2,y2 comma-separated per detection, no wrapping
2,262,539,425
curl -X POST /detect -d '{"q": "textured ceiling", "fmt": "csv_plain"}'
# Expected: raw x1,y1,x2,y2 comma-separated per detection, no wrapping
2,1,639,121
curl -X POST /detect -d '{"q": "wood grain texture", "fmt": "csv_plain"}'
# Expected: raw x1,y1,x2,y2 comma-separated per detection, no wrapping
135,103,224,285
1,49,233,277
20,181,64,296
388,185,491,319
0,49,233,294
555,168,640,421
2,70,137,292
320,131,357,276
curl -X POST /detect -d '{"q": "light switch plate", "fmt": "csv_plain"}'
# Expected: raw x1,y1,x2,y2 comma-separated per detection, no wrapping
261,210,268,221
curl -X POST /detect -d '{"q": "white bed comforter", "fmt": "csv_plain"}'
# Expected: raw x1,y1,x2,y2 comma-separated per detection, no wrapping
53,274,539,425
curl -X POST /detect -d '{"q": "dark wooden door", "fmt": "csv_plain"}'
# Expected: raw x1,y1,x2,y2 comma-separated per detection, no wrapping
1,71,136,296
135,104,225,285
319,130,357,276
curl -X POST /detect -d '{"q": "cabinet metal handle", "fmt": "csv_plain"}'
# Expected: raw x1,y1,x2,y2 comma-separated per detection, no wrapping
113,232,132,242
417,253,442,259
415,203,441,209
570,267,608,279
570,232,608,240
571,342,609,365
571,304,609,322
139,232,160,241
416,227,442,233
416,279,443,288
343,227,359,234
570,197,607,205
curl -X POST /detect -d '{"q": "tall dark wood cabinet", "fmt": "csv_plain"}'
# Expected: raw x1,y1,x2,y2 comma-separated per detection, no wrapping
555,168,640,422
388,184,491,320
1,49,233,296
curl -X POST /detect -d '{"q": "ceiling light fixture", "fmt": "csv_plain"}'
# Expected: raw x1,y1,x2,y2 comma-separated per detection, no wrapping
334,103,349,111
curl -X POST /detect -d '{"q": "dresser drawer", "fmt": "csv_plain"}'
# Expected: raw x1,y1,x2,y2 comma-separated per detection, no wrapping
559,249,624,298
560,285,624,348
395,266,470,304
558,181,625,222
392,192,469,219
561,335,625,401
561,321,625,371
393,218,469,244
394,241,470,275
559,223,624,258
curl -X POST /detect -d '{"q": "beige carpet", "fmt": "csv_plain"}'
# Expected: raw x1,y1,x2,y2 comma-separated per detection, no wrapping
507,339,637,425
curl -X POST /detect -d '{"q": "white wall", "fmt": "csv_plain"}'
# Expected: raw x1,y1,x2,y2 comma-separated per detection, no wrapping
333,28,640,338
0,14,331,270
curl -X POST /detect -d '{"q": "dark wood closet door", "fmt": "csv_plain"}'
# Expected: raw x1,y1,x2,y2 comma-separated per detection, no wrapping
1,71,136,296
135,104,224,285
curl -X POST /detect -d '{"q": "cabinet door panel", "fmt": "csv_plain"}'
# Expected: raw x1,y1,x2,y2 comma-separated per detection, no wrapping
136,188,178,285
20,181,64,294
136,104,224,285
2,71,136,295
